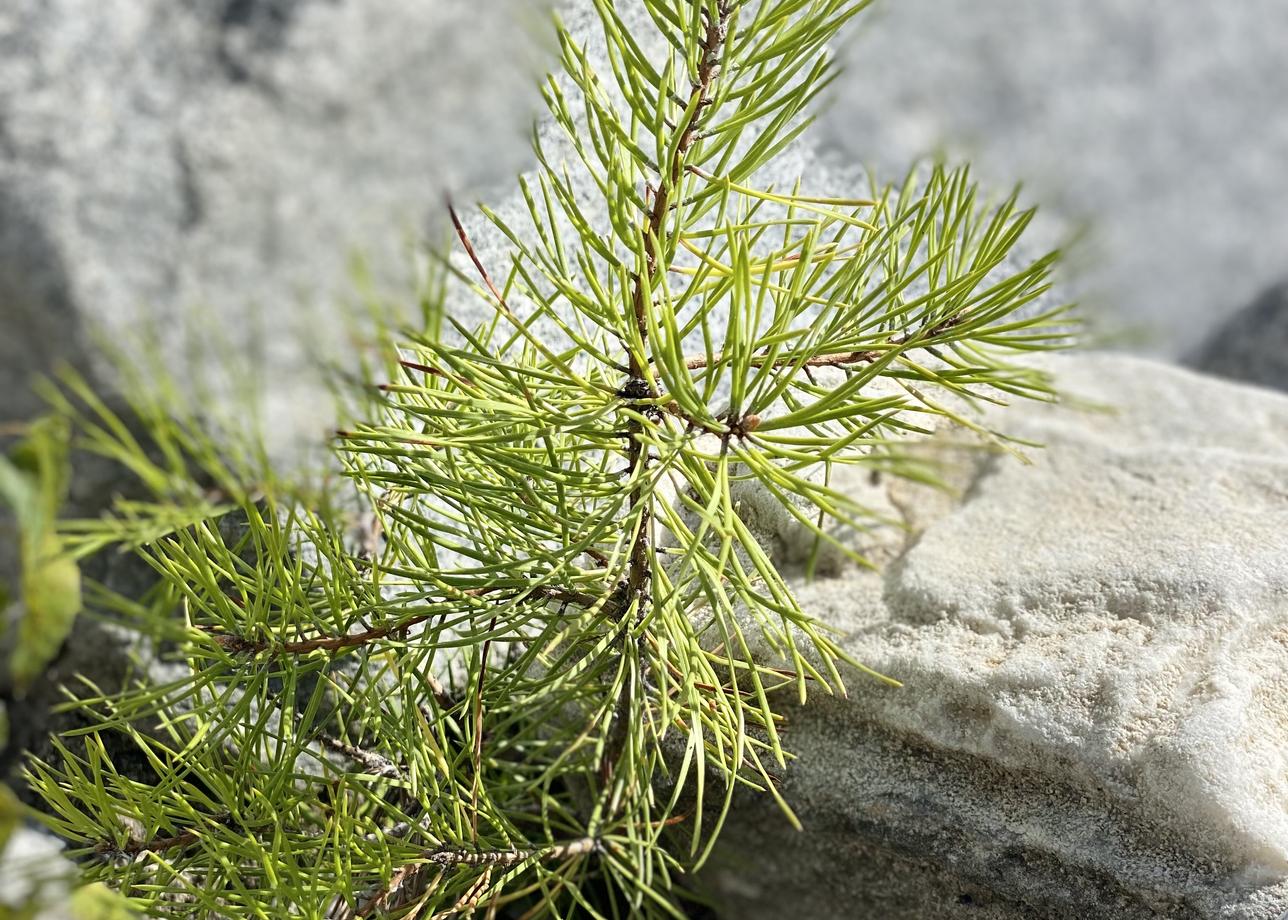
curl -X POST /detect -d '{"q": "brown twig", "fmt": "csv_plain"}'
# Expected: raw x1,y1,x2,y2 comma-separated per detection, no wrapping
353,865,439,919
350,838,598,919
204,586,614,658
678,313,969,372
96,814,241,860
448,200,516,323
318,734,402,779
581,545,611,568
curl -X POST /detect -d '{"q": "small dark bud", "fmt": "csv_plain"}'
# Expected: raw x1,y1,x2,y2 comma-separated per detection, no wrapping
616,377,652,401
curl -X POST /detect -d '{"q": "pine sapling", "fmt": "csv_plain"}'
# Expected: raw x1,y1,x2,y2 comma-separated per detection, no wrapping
21,1,1073,917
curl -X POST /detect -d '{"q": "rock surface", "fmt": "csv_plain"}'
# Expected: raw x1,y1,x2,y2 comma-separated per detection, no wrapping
1189,281,1288,393
701,352,1288,919
822,0,1288,357
0,0,541,448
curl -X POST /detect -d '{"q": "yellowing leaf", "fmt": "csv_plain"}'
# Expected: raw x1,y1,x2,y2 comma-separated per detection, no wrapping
0,416,82,694
70,883,139,920
10,542,81,692
0,783,20,852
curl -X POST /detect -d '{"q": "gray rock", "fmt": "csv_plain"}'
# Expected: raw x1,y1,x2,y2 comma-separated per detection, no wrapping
0,0,544,450
701,353,1288,920
820,0,1288,358
1188,281,1288,392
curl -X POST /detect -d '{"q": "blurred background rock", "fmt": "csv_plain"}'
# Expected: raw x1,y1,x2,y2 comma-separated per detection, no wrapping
818,0,1288,363
2,0,1286,448
0,0,546,453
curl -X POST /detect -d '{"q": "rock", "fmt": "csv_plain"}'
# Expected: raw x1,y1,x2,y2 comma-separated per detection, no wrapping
701,353,1288,920
0,0,542,450
821,0,1288,358
1189,281,1288,392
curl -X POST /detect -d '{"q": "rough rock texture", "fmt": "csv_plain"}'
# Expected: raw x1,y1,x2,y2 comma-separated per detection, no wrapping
821,0,1288,357
0,0,541,448
1189,281,1288,393
702,353,1288,920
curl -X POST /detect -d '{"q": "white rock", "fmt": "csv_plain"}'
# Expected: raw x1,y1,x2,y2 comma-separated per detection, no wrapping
820,0,1288,358
703,353,1288,919
0,0,543,449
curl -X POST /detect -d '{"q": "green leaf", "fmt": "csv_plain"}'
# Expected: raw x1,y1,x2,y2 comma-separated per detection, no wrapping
0,782,20,852
69,883,139,920
0,416,81,693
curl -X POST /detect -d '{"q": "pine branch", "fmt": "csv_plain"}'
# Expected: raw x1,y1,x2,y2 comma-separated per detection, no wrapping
317,734,402,779
202,584,613,656
679,312,967,370
346,838,600,919
425,837,599,868
93,814,247,860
